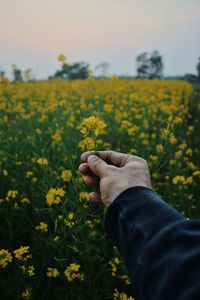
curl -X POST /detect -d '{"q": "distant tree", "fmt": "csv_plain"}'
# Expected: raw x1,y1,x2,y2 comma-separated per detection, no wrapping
136,52,149,79
12,64,23,82
94,62,110,78
0,69,5,79
24,69,33,82
52,55,90,80
136,51,164,79
197,57,200,78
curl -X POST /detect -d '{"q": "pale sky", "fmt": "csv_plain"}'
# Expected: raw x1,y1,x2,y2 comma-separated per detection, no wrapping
0,0,200,79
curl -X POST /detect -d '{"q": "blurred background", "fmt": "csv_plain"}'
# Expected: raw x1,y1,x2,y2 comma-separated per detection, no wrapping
0,0,200,80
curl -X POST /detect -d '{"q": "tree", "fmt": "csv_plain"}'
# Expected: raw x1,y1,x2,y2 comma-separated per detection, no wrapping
24,69,33,82
12,64,23,82
53,62,90,80
136,51,164,79
94,62,110,78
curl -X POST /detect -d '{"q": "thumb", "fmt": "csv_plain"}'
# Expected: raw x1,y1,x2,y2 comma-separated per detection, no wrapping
87,155,108,178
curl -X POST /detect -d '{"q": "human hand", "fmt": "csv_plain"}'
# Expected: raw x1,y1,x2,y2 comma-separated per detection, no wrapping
79,150,151,207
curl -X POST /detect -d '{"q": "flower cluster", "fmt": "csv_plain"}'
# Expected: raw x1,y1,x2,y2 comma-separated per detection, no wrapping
78,116,107,137
64,263,84,282
61,169,72,182
13,246,31,261
46,267,60,278
46,188,65,206
0,249,12,268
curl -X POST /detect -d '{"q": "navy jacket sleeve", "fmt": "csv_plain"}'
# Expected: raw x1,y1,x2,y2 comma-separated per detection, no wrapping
104,186,200,300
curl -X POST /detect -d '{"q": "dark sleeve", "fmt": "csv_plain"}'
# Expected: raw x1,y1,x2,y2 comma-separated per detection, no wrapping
104,186,200,300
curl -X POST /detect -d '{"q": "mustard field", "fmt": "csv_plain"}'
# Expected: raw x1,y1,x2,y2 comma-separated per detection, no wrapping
0,78,199,299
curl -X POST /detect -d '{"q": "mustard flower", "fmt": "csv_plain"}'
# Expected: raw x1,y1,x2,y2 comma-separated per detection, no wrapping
0,249,12,268
46,188,65,206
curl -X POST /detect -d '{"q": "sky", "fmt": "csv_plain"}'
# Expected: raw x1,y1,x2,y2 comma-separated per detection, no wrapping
0,0,200,79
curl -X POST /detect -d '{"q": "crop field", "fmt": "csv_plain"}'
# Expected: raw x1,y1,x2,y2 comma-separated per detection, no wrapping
0,78,199,299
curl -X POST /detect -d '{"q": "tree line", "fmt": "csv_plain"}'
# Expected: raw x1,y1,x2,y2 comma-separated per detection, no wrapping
1,52,200,83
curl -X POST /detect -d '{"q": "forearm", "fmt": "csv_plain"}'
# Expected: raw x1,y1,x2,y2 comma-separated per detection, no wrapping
104,186,200,299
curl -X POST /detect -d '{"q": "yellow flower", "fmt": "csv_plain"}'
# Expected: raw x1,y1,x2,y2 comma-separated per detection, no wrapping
185,176,193,184
156,144,164,153
6,190,18,200
27,265,35,276
58,54,66,63
37,158,48,165
13,246,31,261
64,263,84,282
78,116,107,137
46,188,65,206
36,222,48,232
0,249,12,268
26,171,33,178
113,288,134,300
22,288,32,300
47,267,60,278
61,169,72,182
79,192,90,201
109,257,120,277
64,212,75,228
172,175,185,185
20,197,30,204
78,137,95,150
3,169,8,176
52,131,62,142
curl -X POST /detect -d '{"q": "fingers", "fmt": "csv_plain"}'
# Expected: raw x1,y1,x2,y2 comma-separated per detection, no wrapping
87,155,108,178
81,150,130,167
89,192,101,203
81,150,145,167
78,163,95,176
83,175,99,187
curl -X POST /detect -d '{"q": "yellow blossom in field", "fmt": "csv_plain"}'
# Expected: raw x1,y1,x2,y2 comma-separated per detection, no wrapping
13,246,31,261
79,192,90,201
175,150,182,159
46,188,65,206
78,115,107,136
193,170,200,177
156,144,164,153
6,190,18,200
0,249,12,268
120,275,131,285
61,169,72,182
35,128,41,135
113,288,134,300
186,148,193,156
109,257,120,277
37,158,48,165
85,220,95,229
26,171,33,178
22,288,32,300
64,263,84,282
78,136,95,150
150,155,158,161
64,212,75,228
36,222,48,232
169,135,177,145
47,267,60,278
185,176,193,184
20,197,30,204
172,175,185,185
52,131,62,142
3,169,8,176
104,103,113,113
27,265,35,276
